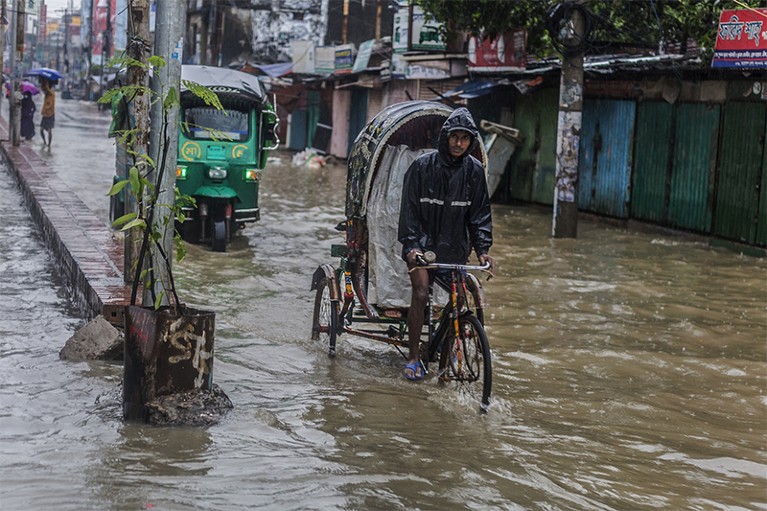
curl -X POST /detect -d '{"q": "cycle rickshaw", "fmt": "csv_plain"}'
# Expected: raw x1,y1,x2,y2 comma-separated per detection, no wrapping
310,100,494,410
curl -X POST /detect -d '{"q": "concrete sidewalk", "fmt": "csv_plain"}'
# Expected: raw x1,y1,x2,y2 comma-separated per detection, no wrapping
0,100,131,325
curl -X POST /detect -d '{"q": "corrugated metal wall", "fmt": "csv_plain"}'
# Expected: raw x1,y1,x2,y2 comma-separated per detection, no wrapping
505,87,558,204
632,102,673,223
486,80,765,249
578,99,635,218
668,103,720,233
714,101,766,245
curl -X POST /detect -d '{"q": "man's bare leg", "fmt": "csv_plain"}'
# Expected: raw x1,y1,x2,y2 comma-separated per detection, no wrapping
405,267,429,379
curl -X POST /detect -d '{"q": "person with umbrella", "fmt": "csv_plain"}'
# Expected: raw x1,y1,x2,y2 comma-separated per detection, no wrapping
20,91,35,141
39,77,55,147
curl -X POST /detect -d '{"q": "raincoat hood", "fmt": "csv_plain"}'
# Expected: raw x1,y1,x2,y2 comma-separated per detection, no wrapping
437,107,480,164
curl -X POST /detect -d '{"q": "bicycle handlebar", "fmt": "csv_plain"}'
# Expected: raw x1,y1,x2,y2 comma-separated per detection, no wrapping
419,261,492,271
413,251,491,272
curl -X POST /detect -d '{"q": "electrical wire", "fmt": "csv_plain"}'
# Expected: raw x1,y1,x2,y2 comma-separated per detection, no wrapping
544,1,593,56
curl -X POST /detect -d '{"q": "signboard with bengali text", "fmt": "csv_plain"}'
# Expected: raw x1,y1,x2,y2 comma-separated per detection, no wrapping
468,31,527,72
712,8,767,68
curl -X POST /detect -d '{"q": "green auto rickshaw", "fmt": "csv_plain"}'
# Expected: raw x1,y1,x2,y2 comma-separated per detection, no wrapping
175,65,279,251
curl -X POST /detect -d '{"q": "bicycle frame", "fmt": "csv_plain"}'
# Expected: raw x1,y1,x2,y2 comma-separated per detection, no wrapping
329,259,489,353
419,262,490,376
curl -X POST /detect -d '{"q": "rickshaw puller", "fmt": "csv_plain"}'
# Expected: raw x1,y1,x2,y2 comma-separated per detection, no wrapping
397,107,495,381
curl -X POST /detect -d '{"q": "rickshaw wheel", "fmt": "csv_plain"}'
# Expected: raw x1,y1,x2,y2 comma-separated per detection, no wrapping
312,275,339,357
212,220,227,252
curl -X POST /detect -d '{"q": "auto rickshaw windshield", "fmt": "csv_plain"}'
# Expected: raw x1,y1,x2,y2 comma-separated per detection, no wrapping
183,106,250,142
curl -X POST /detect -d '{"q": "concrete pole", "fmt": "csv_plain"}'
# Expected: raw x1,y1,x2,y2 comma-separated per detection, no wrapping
0,1,5,123
7,0,19,146
125,0,151,289
552,5,585,239
143,0,184,307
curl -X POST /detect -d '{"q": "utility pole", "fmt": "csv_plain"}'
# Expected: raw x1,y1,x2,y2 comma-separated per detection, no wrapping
552,2,586,239
124,0,151,286
342,0,348,44
144,0,184,306
8,0,25,146
0,0,6,123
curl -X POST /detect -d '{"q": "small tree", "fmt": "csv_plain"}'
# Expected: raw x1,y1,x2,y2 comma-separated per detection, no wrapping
102,55,223,314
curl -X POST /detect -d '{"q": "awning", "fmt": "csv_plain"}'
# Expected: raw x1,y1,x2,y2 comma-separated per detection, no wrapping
240,62,293,79
442,79,498,99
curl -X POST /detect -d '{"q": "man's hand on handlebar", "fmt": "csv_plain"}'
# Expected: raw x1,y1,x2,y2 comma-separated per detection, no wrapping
406,249,424,267
478,253,496,277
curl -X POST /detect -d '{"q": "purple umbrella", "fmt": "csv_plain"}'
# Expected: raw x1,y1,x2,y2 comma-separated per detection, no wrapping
4,80,41,97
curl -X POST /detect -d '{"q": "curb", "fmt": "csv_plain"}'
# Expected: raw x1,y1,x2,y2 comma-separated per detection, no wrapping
0,119,132,324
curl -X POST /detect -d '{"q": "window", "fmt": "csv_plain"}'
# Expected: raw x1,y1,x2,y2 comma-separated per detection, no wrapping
183,107,250,141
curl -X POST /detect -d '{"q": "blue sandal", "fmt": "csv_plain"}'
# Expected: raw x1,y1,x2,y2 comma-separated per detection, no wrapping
404,361,425,381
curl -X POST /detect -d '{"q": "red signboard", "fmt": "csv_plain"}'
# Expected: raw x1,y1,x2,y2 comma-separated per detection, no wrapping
468,31,527,72
40,4,47,41
712,8,767,68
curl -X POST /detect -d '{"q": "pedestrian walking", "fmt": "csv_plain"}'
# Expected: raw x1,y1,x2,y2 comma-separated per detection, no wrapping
39,78,55,147
20,91,36,141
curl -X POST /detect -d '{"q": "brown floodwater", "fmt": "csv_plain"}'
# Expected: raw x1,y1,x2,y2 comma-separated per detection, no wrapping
1,99,765,510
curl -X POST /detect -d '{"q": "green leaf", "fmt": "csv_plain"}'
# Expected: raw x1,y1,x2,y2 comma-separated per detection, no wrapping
164,86,179,110
107,179,130,196
98,88,121,104
111,211,137,228
120,218,147,232
153,291,165,310
149,55,167,69
129,166,142,196
182,80,224,111
174,233,187,262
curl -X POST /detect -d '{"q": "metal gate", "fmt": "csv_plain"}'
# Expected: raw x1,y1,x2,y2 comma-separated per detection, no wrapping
714,101,766,246
667,103,720,233
578,99,636,218
632,101,673,223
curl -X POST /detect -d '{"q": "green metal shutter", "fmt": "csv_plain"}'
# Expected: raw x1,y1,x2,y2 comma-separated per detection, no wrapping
348,89,369,153
759,119,767,246
714,101,766,245
668,103,720,233
505,87,558,204
632,102,673,223
530,89,559,205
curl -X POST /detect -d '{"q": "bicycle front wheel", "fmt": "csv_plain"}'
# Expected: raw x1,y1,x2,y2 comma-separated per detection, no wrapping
439,314,492,411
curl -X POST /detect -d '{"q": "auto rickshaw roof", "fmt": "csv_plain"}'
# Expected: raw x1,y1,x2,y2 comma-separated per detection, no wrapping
180,65,267,107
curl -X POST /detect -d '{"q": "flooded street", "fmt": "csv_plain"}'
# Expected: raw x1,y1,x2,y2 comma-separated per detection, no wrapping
1,100,766,510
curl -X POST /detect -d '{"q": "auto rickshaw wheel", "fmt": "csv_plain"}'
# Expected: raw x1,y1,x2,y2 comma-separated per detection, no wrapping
179,218,200,243
311,275,339,357
212,219,227,252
